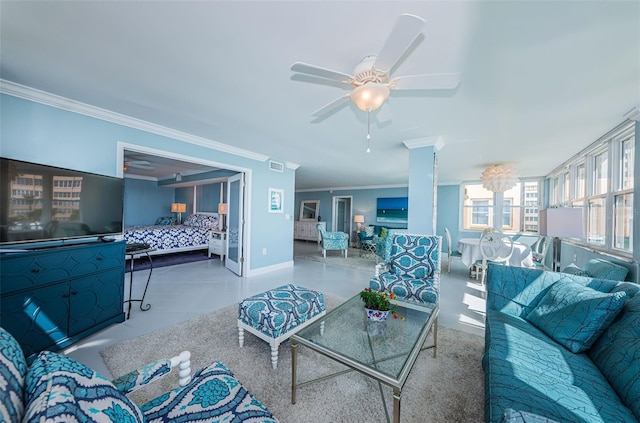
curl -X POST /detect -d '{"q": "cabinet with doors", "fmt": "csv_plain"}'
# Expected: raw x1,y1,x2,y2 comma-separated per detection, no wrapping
294,221,325,243
0,241,126,359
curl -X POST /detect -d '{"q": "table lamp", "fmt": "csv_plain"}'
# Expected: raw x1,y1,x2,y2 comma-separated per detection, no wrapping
171,203,186,224
218,203,228,231
539,208,583,272
354,215,365,232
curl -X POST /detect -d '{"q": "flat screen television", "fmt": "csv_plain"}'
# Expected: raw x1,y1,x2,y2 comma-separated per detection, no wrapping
0,157,124,246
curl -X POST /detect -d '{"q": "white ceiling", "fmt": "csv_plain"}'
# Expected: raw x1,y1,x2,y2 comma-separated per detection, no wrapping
1,1,638,190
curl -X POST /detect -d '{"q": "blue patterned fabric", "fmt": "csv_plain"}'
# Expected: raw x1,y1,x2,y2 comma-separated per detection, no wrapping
561,263,590,277
124,224,211,251
502,409,560,423
23,351,144,423
112,358,172,395
485,265,639,423
525,277,627,353
374,229,407,261
141,361,278,423
370,235,441,306
183,213,219,228
583,258,629,281
0,328,27,423
154,216,177,225
316,224,348,253
238,284,326,338
589,291,640,421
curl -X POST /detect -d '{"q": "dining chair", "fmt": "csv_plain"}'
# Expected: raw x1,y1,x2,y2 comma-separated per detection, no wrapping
475,228,514,284
444,227,463,273
532,235,550,270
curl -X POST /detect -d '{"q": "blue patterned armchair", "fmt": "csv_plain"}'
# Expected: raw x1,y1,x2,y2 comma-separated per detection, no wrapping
370,234,441,306
373,229,408,262
317,224,349,258
0,327,277,423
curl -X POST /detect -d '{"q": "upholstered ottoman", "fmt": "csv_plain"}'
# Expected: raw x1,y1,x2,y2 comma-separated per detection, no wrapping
238,284,326,369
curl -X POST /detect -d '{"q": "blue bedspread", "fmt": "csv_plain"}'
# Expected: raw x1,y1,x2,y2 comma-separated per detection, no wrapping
124,225,211,251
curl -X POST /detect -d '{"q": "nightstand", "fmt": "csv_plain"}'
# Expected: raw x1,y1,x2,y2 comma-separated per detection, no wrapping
209,230,227,261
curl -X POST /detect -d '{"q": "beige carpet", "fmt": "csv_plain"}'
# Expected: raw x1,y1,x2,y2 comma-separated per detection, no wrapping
101,296,485,422
295,247,378,272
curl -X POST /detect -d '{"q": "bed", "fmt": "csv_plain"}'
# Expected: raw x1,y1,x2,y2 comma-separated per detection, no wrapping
124,212,220,256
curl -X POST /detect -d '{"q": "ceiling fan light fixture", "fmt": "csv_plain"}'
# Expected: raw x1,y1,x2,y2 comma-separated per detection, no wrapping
350,83,390,112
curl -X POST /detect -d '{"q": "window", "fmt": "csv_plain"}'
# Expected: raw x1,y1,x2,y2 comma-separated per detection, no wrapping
613,135,634,252
547,121,634,255
502,199,512,227
462,181,541,232
462,184,494,230
504,181,540,232
472,200,489,225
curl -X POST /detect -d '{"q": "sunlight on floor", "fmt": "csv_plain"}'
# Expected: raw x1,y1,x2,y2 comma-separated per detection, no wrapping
463,292,486,314
458,313,486,329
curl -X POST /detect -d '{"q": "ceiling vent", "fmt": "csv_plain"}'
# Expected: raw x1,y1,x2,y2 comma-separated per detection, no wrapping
269,160,284,172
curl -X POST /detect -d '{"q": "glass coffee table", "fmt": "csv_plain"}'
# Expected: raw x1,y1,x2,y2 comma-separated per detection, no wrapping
291,294,439,423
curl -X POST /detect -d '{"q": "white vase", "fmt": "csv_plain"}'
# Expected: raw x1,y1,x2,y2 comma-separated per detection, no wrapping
365,308,389,322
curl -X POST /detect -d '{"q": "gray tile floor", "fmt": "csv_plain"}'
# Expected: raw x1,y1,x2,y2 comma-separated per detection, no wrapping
65,241,486,378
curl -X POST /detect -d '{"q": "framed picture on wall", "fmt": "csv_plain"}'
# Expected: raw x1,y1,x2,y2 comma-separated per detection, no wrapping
268,188,284,213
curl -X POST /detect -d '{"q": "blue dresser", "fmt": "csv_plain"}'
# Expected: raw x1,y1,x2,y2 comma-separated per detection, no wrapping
0,241,126,359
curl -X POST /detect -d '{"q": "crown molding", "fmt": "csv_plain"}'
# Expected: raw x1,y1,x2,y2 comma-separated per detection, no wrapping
286,162,300,170
623,106,640,121
402,136,445,151
0,79,270,163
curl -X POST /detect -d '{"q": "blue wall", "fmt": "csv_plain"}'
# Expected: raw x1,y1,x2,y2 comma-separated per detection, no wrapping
0,93,295,273
124,179,175,226
295,187,409,231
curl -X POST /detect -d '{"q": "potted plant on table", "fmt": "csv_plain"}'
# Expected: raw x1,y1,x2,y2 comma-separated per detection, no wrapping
360,287,398,321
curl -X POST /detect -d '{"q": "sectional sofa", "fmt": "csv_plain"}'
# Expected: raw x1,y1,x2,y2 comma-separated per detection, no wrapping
484,264,639,422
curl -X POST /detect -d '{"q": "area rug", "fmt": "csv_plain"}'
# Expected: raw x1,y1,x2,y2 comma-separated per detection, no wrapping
101,295,485,422
125,250,212,272
295,247,378,272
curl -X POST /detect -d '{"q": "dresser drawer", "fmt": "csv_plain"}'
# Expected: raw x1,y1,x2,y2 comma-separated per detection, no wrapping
1,241,125,294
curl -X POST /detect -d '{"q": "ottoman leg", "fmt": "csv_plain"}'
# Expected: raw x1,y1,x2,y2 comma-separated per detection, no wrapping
270,341,279,369
238,324,245,348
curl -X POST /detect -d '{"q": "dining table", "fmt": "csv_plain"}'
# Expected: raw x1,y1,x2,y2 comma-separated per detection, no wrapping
457,237,534,268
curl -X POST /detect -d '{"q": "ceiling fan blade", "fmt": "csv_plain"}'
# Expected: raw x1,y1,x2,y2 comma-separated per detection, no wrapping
291,62,353,83
391,73,461,90
375,102,393,124
374,14,426,73
311,94,351,117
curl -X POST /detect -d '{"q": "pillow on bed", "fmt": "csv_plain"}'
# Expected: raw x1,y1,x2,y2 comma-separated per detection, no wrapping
183,214,219,229
155,216,176,226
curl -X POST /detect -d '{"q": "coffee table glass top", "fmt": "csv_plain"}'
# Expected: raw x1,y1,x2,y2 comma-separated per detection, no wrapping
293,294,438,385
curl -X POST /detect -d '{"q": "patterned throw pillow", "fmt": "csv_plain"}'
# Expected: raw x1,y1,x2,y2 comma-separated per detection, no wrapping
0,328,27,423
183,214,219,228
23,351,144,423
154,216,176,226
561,263,590,277
525,277,627,353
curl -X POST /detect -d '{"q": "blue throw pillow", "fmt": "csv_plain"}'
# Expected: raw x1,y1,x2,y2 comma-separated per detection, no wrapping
154,216,176,226
561,263,590,277
525,277,627,353
23,351,144,423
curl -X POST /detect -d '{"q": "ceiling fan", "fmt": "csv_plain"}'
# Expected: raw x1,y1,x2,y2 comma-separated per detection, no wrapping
123,159,154,171
291,14,461,118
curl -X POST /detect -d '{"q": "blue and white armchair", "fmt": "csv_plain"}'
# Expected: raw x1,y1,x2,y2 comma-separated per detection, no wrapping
0,327,277,423
316,224,349,258
370,234,441,306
